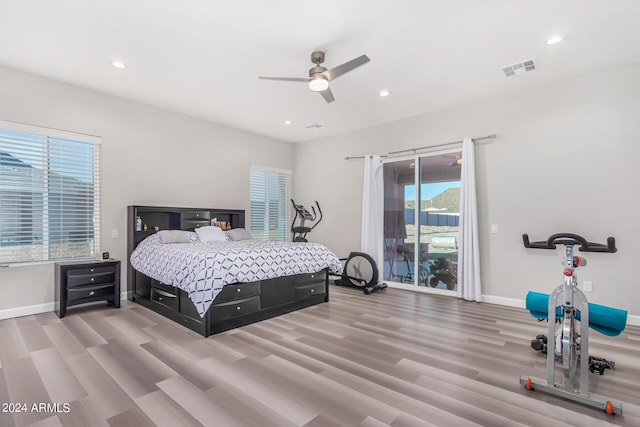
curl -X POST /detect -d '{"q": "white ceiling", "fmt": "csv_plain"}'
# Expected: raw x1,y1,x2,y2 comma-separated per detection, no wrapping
2,1,640,143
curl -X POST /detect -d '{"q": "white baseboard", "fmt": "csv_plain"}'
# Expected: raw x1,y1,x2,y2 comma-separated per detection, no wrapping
0,302,55,321
2,292,639,327
481,294,526,309
0,293,129,321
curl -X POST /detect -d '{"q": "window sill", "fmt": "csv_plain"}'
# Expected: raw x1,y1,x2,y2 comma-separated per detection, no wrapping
0,258,96,268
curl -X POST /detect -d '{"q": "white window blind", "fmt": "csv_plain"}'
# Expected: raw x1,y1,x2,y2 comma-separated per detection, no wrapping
0,120,101,263
250,165,291,241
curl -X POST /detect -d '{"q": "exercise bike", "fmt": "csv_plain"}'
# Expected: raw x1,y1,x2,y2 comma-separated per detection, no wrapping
520,233,627,415
291,199,322,242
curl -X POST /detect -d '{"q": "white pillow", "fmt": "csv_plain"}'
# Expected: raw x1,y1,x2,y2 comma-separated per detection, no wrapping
195,226,227,242
157,230,192,244
226,228,253,241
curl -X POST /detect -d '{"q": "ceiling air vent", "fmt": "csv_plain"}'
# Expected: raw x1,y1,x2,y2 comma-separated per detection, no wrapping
502,59,536,77
306,123,324,129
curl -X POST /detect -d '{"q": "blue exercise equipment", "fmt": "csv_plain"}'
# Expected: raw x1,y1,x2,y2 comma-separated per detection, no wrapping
520,233,626,415
525,291,627,337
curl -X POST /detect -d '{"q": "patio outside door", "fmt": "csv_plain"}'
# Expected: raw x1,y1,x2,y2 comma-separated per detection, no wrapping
382,151,461,293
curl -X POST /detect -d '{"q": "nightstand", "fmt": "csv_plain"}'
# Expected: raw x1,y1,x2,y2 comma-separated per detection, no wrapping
55,259,121,318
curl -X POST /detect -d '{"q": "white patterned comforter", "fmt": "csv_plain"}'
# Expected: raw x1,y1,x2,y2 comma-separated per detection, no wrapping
130,233,342,317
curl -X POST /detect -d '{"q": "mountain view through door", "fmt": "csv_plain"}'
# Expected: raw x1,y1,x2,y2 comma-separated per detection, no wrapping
383,152,461,292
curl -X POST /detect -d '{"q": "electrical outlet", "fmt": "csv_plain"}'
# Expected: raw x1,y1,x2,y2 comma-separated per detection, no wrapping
111,229,119,238
583,281,593,292
491,224,499,234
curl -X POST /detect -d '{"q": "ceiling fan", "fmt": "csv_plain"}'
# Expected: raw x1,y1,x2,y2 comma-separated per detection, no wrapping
259,51,370,103
445,154,463,166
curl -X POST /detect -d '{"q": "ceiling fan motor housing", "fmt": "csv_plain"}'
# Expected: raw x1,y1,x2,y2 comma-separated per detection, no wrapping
309,65,327,78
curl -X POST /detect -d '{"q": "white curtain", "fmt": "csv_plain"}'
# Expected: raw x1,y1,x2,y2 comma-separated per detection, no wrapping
361,155,383,267
458,137,482,301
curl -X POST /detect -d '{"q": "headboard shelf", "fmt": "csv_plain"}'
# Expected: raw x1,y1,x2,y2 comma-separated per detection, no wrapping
127,204,245,255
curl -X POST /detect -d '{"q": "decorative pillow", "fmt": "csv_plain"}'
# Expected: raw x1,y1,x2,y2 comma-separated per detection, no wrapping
157,230,192,244
195,225,228,242
226,228,253,241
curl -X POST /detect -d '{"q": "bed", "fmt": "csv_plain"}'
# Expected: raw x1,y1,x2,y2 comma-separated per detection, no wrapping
127,205,341,337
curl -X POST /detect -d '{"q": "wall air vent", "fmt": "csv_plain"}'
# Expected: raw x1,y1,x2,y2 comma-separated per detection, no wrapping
306,123,324,129
502,59,536,77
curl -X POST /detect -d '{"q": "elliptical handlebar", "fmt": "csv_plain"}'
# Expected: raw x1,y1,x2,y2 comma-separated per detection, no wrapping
523,233,616,253
311,201,322,230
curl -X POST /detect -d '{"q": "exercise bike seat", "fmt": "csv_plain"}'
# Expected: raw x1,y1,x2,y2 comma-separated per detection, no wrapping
525,291,627,337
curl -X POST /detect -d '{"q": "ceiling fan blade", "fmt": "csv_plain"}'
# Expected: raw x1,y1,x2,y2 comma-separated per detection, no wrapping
258,76,310,83
319,87,335,103
323,55,370,81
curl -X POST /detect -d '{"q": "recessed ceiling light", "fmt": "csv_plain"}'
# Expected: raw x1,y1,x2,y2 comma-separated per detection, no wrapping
112,61,126,69
379,90,391,97
284,120,291,125
546,34,565,46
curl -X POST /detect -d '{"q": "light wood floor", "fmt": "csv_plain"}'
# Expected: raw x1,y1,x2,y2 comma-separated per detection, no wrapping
1,286,639,427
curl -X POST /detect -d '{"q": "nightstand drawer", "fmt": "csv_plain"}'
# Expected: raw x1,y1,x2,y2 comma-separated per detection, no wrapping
67,268,116,288
67,283,115,302
210,296,260,322
150,287,178,311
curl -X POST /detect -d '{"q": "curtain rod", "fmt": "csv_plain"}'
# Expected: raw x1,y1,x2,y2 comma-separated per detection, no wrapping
344,134,496,160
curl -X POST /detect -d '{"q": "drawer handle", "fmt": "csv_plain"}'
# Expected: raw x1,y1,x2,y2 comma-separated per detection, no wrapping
158,296,163,301
236,288,241,292
89,291,95,296
236,306,241,310
90,268,94,272
90,277,95,282
310,289,315,293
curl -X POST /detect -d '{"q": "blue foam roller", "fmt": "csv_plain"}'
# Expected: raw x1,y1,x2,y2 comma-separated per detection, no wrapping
526,291,627,337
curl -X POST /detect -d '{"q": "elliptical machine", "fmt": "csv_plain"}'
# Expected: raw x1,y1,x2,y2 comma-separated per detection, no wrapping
291,199,323,242
330,252,388,295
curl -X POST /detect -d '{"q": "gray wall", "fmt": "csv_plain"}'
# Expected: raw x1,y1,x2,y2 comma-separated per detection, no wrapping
2,61,639,321
294,61,640,318
0,65,293,313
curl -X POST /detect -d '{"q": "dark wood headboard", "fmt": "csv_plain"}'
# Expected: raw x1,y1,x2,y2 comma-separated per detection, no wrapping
126,205,245,297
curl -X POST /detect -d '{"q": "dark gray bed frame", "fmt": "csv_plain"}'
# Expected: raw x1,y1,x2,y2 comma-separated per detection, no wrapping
127,205,329,337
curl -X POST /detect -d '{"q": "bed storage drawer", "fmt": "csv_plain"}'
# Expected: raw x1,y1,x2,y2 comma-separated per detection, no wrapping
151,279,177,295
214,281,261,303
295,272,325,286
210,296,261,322
151,287,178,311
294,282,327,300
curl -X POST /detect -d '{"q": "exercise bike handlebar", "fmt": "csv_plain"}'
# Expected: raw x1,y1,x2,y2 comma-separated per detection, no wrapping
522,233,616,253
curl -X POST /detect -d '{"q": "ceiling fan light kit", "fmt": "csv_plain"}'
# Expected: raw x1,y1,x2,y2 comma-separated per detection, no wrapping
259,50,370,103
309,75,329,92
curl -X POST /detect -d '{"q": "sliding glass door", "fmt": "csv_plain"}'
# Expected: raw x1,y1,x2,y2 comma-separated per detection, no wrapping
382,151,461,293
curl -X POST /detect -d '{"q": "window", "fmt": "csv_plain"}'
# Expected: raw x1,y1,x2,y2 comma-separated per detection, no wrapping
0,120,101,263
249,165,291,241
